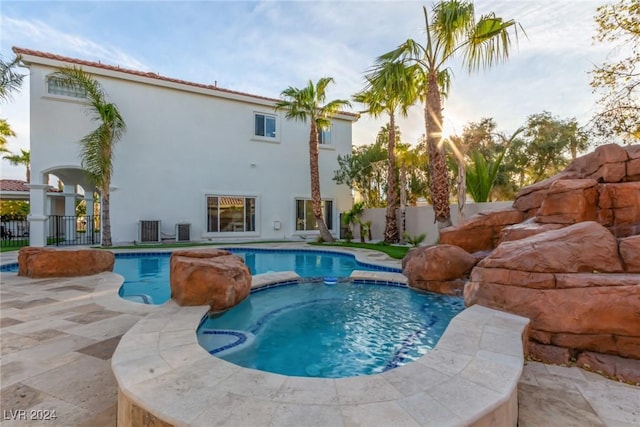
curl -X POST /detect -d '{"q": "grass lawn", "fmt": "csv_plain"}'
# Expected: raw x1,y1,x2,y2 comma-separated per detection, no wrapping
309,241,411,259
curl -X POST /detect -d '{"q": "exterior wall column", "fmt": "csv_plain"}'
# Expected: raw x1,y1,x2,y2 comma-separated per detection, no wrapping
63,185,77,243
27,184,50,247
84,192,95,240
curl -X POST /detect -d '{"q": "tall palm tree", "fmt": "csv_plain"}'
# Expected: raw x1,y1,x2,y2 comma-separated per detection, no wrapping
354,61,417,243
3,148,30,182
52,66,126,247
276,77,351,243
376,1,522,230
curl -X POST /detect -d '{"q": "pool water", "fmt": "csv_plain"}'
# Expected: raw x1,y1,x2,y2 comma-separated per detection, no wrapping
197,280,464,378
116,249,398,305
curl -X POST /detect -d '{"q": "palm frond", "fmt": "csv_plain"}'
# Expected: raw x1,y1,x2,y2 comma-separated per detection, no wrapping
0,55,25,103
52,67,105,115
464,14,522,72
432,0,475,58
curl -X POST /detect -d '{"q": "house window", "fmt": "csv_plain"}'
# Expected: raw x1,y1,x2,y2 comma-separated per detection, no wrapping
47,76,87,98
296,199,333,231
207,196,256,232
254,113,276,138
318,127,332,145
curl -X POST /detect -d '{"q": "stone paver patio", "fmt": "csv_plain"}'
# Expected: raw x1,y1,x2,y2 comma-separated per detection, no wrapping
1,246,638,426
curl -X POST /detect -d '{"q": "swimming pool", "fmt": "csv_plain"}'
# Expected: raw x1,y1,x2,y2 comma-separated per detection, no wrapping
198,279,465,378
116,248,401,304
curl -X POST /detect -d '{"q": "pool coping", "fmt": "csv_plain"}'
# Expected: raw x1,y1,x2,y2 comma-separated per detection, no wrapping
111,269,530,427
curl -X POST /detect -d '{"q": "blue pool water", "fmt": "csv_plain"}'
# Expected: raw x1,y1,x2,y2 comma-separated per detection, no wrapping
197,279,464,378
115,249,400,305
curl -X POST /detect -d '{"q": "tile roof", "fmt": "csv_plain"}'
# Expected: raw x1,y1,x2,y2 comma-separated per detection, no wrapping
0,179,60,192
12,47,359,118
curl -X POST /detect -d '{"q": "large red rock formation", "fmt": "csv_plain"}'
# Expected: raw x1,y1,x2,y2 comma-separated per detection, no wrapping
464,222,640,368
403,244,476,295
170,248,251,311
439,208,524,253
18,247,114,278
404,143,640,382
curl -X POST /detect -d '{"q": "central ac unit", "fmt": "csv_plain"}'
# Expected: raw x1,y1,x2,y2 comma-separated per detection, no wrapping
139,220,161,243
176,223,191,242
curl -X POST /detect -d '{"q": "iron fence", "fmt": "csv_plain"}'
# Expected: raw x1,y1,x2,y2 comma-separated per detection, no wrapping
0,220,30,249
48,215,100,246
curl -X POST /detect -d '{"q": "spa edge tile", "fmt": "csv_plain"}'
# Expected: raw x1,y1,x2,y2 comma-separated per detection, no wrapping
272,377,339,405
342,400,422,427
335,375,404,405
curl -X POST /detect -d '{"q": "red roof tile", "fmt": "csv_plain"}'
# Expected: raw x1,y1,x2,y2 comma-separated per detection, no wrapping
12,47,359,118
1,179,29,192
0,179,60,192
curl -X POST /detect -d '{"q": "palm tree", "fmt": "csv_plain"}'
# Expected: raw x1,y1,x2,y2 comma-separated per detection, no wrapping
354,61,417,243
465,127,523,202
342,201,364,242
275,77,351,243
52,66,126,247
0,55,24,103
3,149,30,182
375,1,522,230
0,119,16,152
1,55,24,155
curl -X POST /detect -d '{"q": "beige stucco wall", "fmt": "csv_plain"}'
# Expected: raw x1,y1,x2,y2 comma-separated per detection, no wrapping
26,57,355,244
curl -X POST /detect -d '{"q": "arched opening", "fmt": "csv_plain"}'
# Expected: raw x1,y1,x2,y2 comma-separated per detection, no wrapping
28,166,102,247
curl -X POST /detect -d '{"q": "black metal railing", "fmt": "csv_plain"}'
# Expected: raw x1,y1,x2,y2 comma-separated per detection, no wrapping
48,215,100,246
0,220,30,249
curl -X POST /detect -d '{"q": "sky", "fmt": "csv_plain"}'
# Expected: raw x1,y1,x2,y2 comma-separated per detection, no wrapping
0,0,619,181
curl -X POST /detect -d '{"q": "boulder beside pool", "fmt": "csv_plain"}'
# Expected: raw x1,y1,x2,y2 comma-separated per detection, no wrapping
18,247,114,278
170,248,251,311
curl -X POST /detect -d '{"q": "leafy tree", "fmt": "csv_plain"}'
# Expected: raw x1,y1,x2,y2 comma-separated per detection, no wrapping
276,77,351,243
396,142,429,241
374,1,522,230
334,129,389,208
355,61,418,243
520,112,583,182
589,0,639,143
3,149,30,182
52,66,126,247
0,200,30,221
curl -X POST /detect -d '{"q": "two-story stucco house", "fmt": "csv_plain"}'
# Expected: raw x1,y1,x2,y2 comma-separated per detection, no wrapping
14,47,358,246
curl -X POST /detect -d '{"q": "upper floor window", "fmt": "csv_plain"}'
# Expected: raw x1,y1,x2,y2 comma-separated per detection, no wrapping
318,127,332,145
255,113,276,138
47,76,87,98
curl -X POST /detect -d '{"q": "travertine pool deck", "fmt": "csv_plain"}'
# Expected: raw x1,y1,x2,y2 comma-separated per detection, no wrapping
1,244,639,426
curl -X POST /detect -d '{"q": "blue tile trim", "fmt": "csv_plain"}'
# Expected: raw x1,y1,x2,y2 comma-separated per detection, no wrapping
384,313,439,371
200,329,247,354
351,279,408,288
